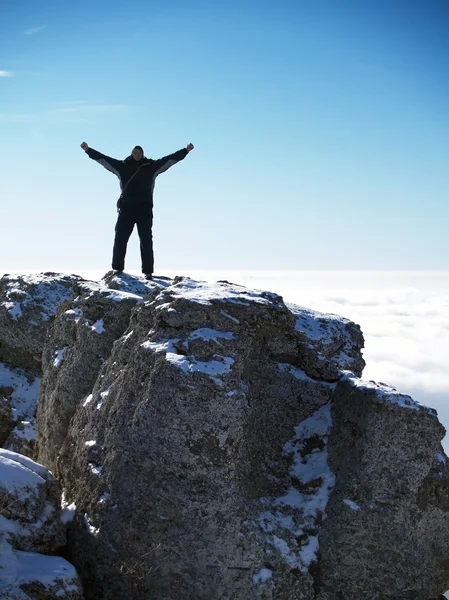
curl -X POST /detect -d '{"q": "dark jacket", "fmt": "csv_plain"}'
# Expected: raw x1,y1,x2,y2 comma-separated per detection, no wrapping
86,147,189,205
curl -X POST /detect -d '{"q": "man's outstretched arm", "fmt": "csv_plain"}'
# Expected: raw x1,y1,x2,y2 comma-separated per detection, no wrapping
153,143,194,177
80,142,123,178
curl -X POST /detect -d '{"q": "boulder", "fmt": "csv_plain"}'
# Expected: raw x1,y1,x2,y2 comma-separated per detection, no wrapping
317,373,449,600
0,362,40,458
57,278,365,599
37,277,151,473
0,273,82,375
0,449,83,598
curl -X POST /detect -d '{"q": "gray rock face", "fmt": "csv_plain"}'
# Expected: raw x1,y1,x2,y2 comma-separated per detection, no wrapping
37,278,149,473
0,273,82,375
317,373,449,600
57,277,366,599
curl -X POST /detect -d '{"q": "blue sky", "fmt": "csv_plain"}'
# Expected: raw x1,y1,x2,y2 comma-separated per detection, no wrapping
1,0,448,272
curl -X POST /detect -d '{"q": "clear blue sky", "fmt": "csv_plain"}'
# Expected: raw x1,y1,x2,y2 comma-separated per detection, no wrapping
1,0,448,272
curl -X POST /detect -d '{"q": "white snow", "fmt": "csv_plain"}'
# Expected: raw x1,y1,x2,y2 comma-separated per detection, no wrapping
82,393,93,407
53,346,69,368
60,503,76,524
436,453,447,465
189,328,235,342
0,449,50,480
0,362,40,423
287,303,352,343
97,388,110,410
277,362,335,387
2,301,23,320
80,281,143,304
253,403,335,573
0,537,81,593
341,371,436,414
84,513,100,535
155,278,274,307
220,309,240,323
252,568,272,584
9,420,37,443
142,339,235,381
91,319,105,334
343,498,361,511
85,440,97,447
64,307,82,322
1,274,79,322
88,463,102,476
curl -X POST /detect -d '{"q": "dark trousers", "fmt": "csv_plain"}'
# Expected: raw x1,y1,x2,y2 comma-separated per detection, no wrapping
112,203,154,274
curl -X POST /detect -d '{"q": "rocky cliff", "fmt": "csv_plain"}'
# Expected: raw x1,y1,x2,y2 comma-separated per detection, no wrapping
1,271,448,600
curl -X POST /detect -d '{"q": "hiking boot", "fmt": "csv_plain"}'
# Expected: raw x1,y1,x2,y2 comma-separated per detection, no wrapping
144,273,152,281
113,270,123,276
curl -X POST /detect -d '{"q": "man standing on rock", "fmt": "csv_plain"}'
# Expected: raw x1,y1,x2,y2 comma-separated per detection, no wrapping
81,141,194,280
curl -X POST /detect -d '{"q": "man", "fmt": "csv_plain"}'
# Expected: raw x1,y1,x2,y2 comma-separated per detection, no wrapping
81,141,194,279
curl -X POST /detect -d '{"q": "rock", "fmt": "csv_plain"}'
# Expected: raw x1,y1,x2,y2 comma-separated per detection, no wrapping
0,449,66,553
0,273,82,375
317,373,449,599
57,278,364,599
0,362,40,459
0,537,83,599
0,449,83,598
36,277,153,473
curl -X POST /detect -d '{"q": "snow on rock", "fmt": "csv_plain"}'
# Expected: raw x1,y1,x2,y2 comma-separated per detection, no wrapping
0,537,83,599
252,568,273,584
0,449,66,553
340,370,437,415
253,403,335,573
317,372,449,599
287,303,365,380
0,362,40,457
343,498,361,511
0,273,83,375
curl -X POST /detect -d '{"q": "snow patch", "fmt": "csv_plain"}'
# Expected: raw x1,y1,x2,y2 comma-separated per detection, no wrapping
252,403,335,572
83,393,93,407
53,346,69,368
252,568,272,584
91,319,105,334
341,371,436,414
343,498,361,511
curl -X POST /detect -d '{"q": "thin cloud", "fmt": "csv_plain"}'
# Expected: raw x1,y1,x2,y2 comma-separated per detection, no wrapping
0,113,33,121
0,103,128,122
0,70,14,77
48,104,127,114
24,25,46,35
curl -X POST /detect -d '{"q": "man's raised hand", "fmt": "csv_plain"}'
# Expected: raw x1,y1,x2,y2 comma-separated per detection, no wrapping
80,142,89,151
186,143,194,152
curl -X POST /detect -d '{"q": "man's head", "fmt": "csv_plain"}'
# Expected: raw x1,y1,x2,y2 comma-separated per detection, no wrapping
131,145,144,161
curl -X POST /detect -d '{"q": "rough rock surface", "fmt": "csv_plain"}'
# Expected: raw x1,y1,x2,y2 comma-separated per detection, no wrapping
317,373,449,600
0,449,66,553
0,273,82,375
37,276,153,473
0,450,83,599
57,277,367,599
